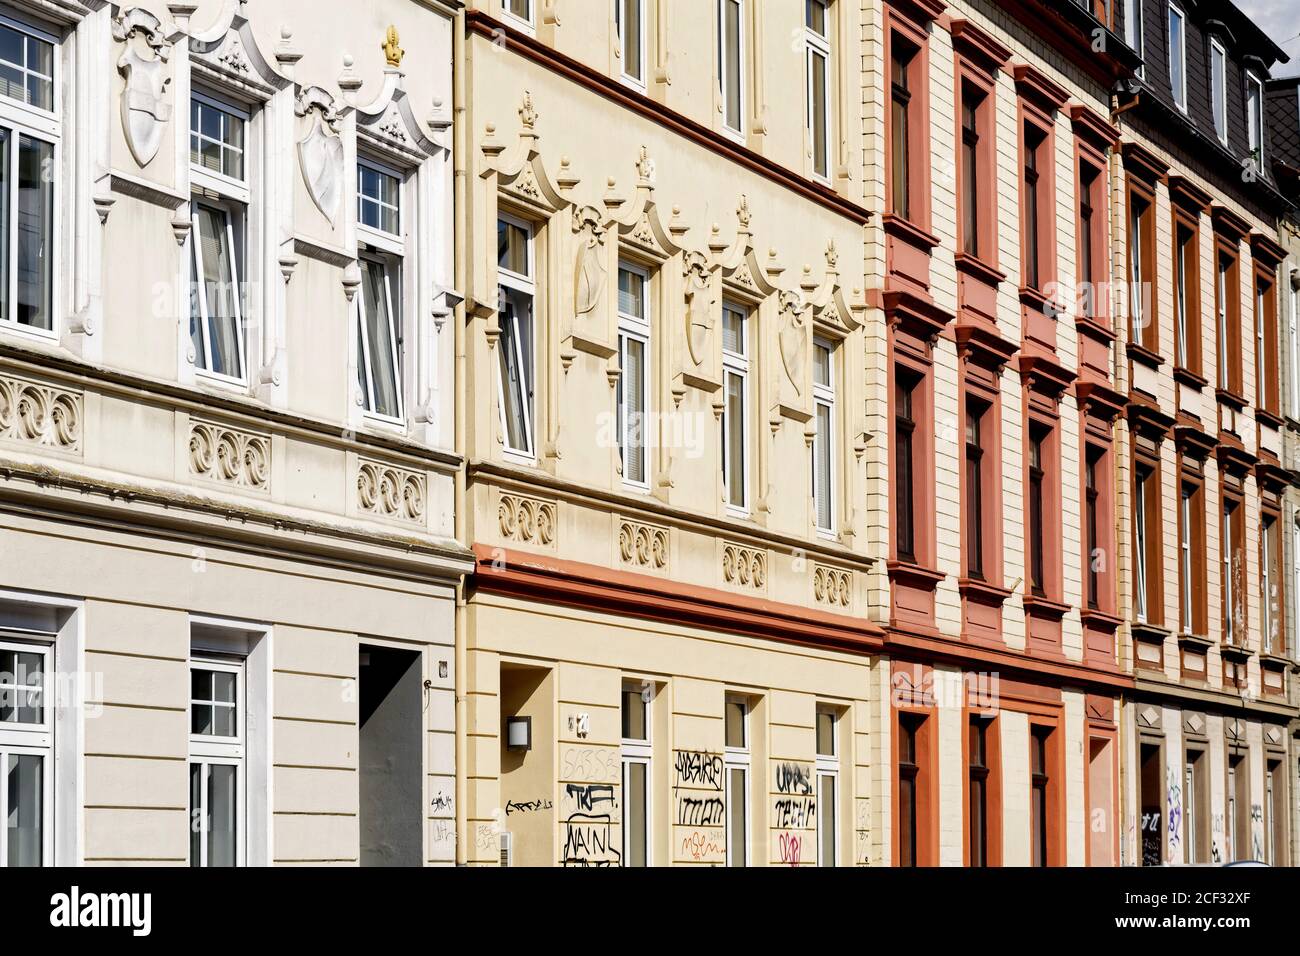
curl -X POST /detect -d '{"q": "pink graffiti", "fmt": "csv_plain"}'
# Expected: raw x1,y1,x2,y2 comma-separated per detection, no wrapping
778,831,802,866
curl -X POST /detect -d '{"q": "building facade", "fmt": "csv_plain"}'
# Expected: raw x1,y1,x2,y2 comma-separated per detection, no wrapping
0,0,464,866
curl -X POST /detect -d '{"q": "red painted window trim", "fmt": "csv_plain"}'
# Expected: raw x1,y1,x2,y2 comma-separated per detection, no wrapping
962,709,1002,866
1028,716,1064,866
1126,173,1160,359
893,661,939,866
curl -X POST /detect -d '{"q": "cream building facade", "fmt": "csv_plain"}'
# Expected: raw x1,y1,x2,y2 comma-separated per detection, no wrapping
0,0,465,866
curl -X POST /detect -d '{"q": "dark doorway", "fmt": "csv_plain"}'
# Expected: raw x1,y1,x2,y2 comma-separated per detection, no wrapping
1139,742,1163,866
359,644,422,866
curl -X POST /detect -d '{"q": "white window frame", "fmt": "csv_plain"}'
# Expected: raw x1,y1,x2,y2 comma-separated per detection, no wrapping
722,301,751,516
615,0,647,90
1128,197,1144,341
501,0,535,30
812,337,836,536
1289,267,1298,420
1134,467,1148,623
1210,38,1228,145
815,706,839,867
187,653,246,867
1184,760,1196,863
620,680,652,867
0,636,53,867
0,11,60,343
1168,3,1186,112
1175,227,1189,368
497,213,537,462
1262,515,1276,654
1224,500,1237,643
1125,0,1144,77
356,156,407,428
805,0,832,181
1217,256,1230,390
189,89,251,387
1257,280,1267,409
617,261,651,491
724,694,750,867
1246,71,1264,172
717,0,746,137
1180,485,1192,634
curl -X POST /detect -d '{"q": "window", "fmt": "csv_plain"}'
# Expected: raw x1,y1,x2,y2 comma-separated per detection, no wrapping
1133,456,1161,625
812,339,835,533
1223,493,1243,644
621,682,651,867
615,0,646,87
1267,759,1285,864
0,639,51,866
724,696,749,867
964,400,987,580
1085,448,1102,609
503,0,533,26
717,0,745,135
617,264,650,487
1077,159,1103,319
1021,121,1048,291
1030,726,1052,866
968,717,991,866
722,302,750,512
497,216,535,458
1128,183,1156,351
1124,0,1144,72
959,84,990,259
1246,72,1264,171
189,93,249,381
889,35,918,220
805,0,831,179
1228,752,1248,859
0,15,56,337
1256,270,1278,415
815,707,838,867
897,713,924,866
1210,39,1227,143
1174,219,1199,371
1178,475,1206,636
894,368,921,563
1184,754,1200,862
1261,512,1280,654
189,656,244,866
356,161,404,422
1168,4,1186,111
1028,425,1047,597
1216,244,1242,393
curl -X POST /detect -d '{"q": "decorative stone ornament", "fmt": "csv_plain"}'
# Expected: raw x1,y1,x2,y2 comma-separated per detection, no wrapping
295,87,345,225
382,25,404,68
778,292,808,397
112,9,173,168
683,252,714,367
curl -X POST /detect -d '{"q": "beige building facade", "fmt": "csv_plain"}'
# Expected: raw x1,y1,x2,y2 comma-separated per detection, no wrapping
0,0,466,866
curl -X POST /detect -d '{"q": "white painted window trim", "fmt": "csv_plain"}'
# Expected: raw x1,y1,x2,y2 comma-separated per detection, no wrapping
1224,501,1236,643
497,213,537,463
1184,760,1196,863
724,694,750,867
1210,38,1229,145
722,300,750,517
717,0,746,139
501,0,536,32
355,156,408,432
1289,267,1299,420
0,636,53,867
617,260,651,491
1125,0,1144,78
188,654,246,867
1128,199,1144,341
1134,469,1148,623
1261,515,1275,654
815,706,838,867
812,337,836,536
1246,70,1265,171
1180,486,1192,634
1217,257,1230,390
0,8,60,345
1168,2,1187,112
1175,229,1189,368
614,0,647,91
805,0,832,182
620,680,652,866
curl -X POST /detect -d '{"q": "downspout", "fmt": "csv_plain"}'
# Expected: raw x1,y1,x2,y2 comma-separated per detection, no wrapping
451,2,470,866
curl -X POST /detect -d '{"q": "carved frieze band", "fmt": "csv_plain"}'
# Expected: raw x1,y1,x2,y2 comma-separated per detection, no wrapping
189,420,270,490
0,376,83,453
813,564,852,609
722,542,767,591
357,458,426,524
619,518,668,571
499,492,556,547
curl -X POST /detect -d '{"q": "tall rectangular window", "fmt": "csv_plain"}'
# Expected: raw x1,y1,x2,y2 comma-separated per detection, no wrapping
189,656,244,867
960,86,984,258
805,0,831,180
0,639,51,867
812,339,835,533
356,160,404,422
815,707,838,867
1168,4,1186,111
895,368,920,562
1174,220,1199,371
621,682,651,867
1022,122,1046,291
615,0,646,87
898,713,924,867
497,216,536,457
0,15,56,336
1128,184,1156,351
1028,425,1047,597
1030,726,1052,867
190,93,249,381
1256,271,1278,415
889,35,918,220
1261,512,1279,654
968,717,990,867
1133,458,1161,625
1215,246,1242,393
1085,447,1102,609
965,400,987,580
1178,479,1200,635
722,302,750,512
617,263,650,488
718,0,745,135
1210,39,1227,143
1077,159,1101,318
724,696,749,867
1246,72,1264,171
1124,0,1144,71
1223,495,1242,644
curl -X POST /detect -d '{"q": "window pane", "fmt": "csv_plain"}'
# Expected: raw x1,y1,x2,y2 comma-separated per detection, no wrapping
816,710,835,756
813,343,831,387
726,372,746,507
810,49,828,177
625,760,648,866
622,687,647,740
623,336,646,484
7,754,42,866
1211,46,1226,138
497,220,529,276
725,699,746,748
207,763,238,867
0,25,52,111
724,0,742,132
815,401,832,529
194,204,243,379
618,267,645,320
359,164,401,235
16,135,52,331
727,766,747,866
722,306,745,355
622,0,643,80
360,259,402,418
498,286,535,454
189,762,203,866
818,773,836,865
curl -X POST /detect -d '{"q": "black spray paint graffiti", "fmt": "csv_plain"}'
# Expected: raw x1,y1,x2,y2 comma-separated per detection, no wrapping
430,793,454,813
676,795,726,827
562,812,621,866
774,761,816,831
775,762,814,796
505,797,554,815
674,750,724,790
565,783,617,812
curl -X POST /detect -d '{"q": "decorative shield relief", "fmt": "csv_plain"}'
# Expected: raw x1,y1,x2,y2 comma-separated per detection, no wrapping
683,257,714,366
778,295,808,396
117,40,172,167
298,112,344,225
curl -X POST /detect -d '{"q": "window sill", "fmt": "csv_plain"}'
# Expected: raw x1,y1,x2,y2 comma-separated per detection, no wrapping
1125,341,1164,370
958,576,1012,608
1256,408,1286,430
881,213,940,252
1219,640,1253,662
1215,387,1248,411
886,559,944,591
1022,593,1070,621
1074,315,1116,342
194,369,251,395
1130,620,1170,643
1080,607,1123,632
954,252,1005,287
1018,285,1060,318
1172,365,1208,390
